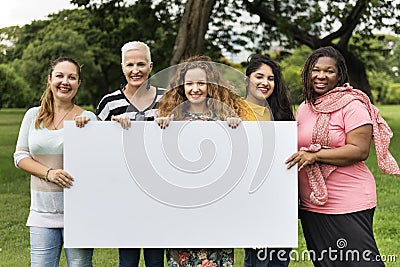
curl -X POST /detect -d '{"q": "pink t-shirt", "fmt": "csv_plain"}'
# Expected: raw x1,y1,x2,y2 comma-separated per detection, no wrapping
297,100,376,214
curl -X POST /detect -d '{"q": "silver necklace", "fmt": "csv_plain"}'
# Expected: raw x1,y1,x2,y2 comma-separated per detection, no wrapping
53,104,75,130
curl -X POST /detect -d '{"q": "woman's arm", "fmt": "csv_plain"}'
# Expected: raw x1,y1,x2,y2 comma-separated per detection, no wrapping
17,158,74,188
286,124,372,170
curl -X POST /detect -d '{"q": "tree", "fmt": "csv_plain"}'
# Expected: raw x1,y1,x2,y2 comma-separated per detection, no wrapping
70,0,181,104
0,64,32,108
172,0,400,101
348,34,400,103
0,26,22,64
3,1,181,107
279,46,312,103
169,0,216,65
3,9,103,106
274,36,400,105
241,0,400,100
11,25,100,105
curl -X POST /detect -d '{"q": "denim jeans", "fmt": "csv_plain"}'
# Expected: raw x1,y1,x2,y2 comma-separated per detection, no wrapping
244,248,291,267
119,248,164,267
30,227,93,267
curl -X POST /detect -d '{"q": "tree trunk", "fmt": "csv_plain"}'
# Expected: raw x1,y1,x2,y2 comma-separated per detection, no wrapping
170,0,216,65
243,0,373,101
339,48,373,101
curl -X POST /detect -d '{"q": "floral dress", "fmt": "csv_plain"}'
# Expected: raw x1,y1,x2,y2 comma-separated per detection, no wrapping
166,248,234,267
181,111,216,121
167,111,234,267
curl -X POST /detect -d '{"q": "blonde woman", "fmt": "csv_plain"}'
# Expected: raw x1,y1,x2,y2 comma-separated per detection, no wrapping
95,41,165,267
14,57,96,266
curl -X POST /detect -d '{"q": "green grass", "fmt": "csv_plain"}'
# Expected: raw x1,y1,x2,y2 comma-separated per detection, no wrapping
0,106,399,266
365,105,400,266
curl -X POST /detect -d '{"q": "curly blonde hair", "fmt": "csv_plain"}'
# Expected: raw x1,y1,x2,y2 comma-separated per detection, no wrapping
158,55,250,120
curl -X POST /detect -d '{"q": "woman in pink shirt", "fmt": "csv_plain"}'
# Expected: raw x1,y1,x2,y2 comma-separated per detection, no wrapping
286,46,399,266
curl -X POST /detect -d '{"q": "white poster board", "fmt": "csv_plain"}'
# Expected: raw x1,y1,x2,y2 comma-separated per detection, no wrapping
64,121,298,248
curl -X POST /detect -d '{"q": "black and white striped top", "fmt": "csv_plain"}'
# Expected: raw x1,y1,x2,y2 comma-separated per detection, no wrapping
96,87,165,121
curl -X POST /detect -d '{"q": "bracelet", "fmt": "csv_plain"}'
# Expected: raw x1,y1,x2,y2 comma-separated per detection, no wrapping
44,167,53,182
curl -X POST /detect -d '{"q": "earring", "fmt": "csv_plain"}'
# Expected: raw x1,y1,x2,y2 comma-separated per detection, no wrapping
146,76,151,90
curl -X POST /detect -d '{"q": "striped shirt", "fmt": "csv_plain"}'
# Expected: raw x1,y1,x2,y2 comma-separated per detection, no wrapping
96,87,165,121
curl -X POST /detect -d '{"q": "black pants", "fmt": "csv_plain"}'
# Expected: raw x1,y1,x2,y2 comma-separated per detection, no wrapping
119,248,164,267
300,208,385,267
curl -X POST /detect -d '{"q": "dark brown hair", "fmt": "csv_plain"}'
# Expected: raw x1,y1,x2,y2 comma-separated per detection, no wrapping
301,46,349,103
246,54,294,121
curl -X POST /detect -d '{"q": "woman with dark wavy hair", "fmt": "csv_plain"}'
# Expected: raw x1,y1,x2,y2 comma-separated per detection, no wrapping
243,54,294,267
245,54,294,122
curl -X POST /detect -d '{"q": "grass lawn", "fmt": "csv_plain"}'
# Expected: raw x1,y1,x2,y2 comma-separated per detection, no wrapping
0,106,399,266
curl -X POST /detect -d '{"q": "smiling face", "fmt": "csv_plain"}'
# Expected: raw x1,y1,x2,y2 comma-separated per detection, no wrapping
184,68,208,112
311,56,339,95
122,49,153,90
48,61,80,102
247,63,275,105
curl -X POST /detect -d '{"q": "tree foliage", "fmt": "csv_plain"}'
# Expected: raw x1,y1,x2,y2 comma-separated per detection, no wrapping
0,64,33,108
348,34,400,103
15,27,97,102
1,0,399,107
1,0,180,107
151,0,399,101
276,35,400,105
204,0,400,100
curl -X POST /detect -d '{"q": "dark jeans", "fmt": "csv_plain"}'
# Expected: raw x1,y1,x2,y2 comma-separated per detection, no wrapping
244,248,291,267
119,248,164,267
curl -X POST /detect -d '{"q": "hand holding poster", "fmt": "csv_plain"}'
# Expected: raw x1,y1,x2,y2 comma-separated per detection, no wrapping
64,121,297,248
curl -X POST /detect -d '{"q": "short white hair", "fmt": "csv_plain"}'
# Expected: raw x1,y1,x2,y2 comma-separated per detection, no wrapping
121,41,152,64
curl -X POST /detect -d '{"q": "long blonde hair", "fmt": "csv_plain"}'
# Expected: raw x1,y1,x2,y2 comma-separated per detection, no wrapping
35,57,81,129
158,55,249,120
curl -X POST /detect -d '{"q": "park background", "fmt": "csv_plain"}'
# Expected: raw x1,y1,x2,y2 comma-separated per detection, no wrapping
0,0,399,266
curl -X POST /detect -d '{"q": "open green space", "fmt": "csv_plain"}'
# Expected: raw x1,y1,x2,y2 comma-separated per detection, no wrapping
0,107,399,266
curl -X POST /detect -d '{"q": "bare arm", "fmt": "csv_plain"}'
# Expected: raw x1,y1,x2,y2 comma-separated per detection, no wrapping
17,158,73,188
286,124,372,170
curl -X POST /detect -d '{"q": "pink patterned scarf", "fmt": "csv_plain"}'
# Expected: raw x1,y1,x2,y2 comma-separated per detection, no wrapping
301,83,400,206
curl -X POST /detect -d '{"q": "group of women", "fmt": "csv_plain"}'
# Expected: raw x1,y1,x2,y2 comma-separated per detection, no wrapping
14,40,399,267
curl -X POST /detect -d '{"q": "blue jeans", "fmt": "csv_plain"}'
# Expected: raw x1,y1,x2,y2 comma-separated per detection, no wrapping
30,227,93,267
119,248,164,267
244,248,291,267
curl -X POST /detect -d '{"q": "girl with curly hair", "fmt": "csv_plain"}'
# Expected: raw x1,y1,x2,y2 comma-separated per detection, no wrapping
156,55,256,267
156,55,255,128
